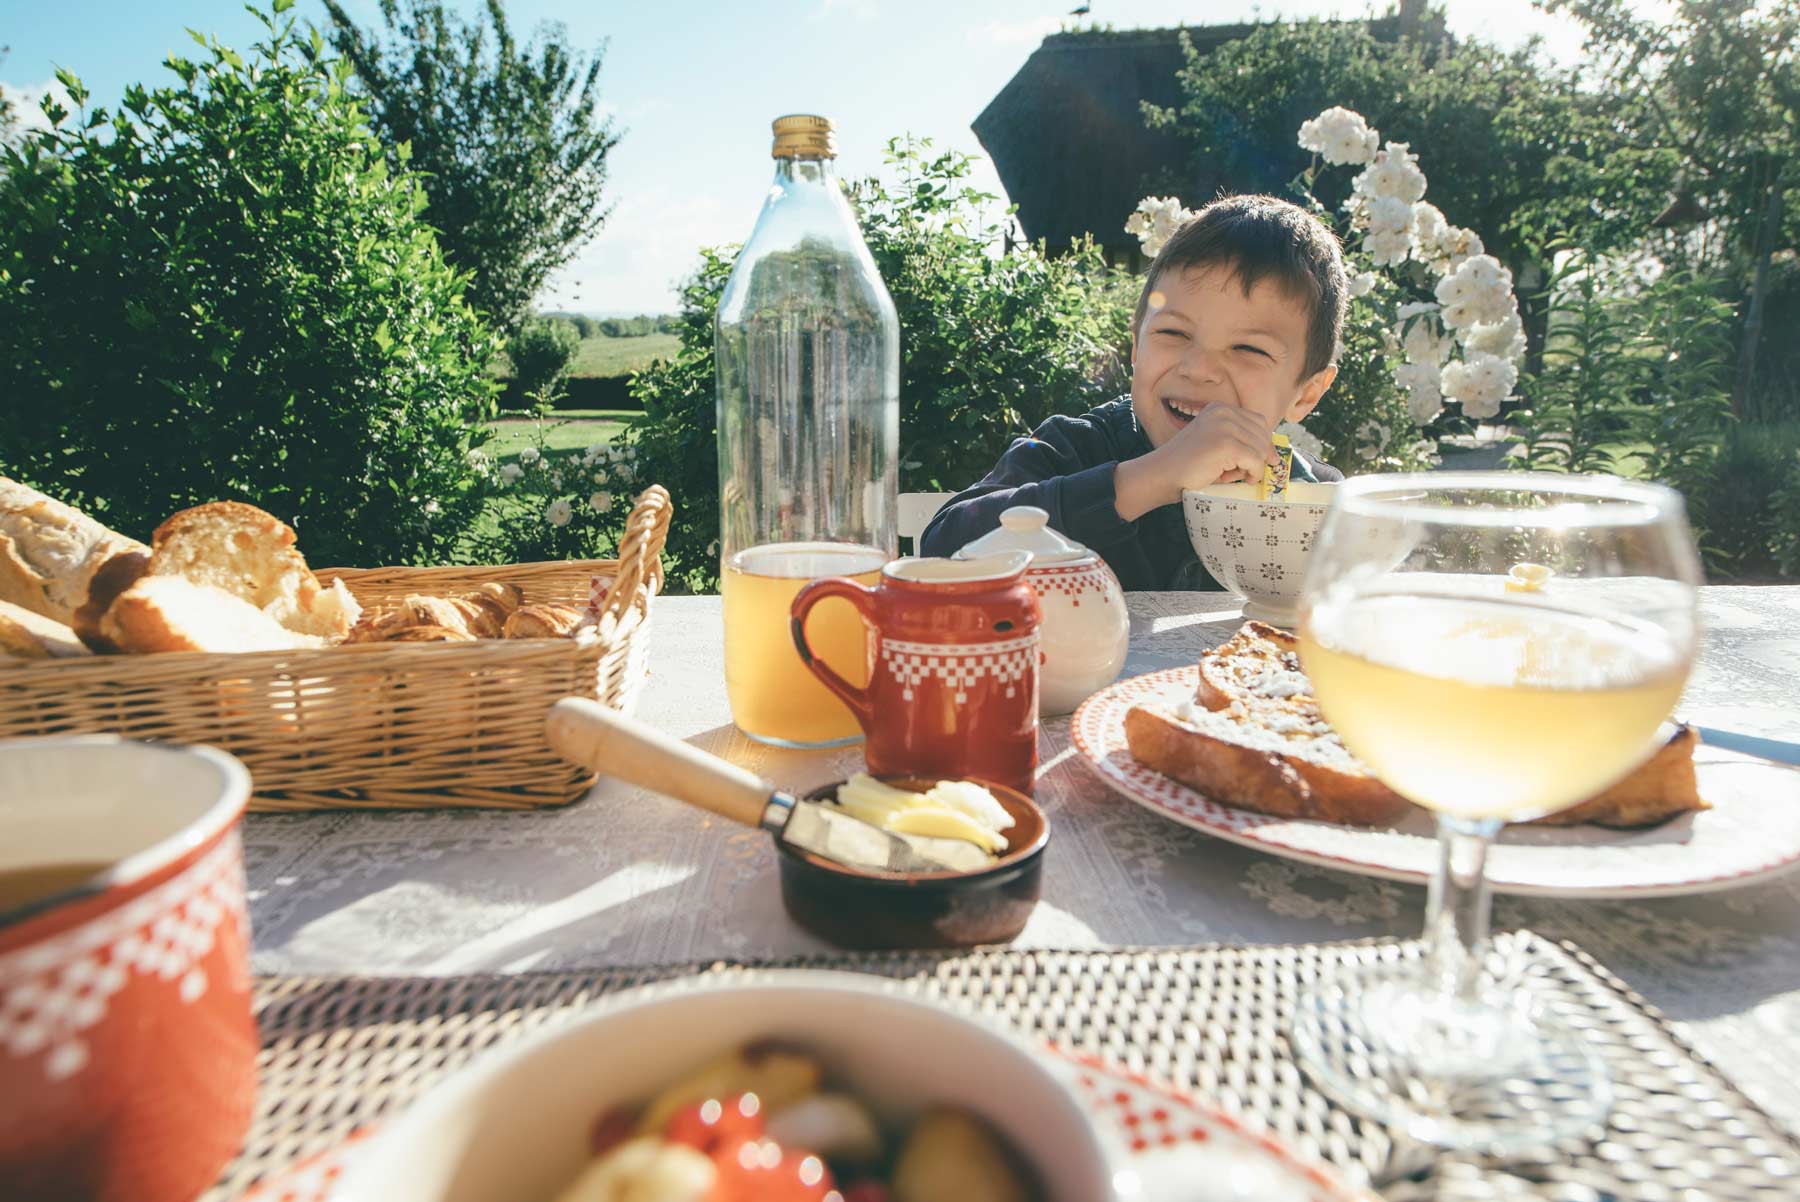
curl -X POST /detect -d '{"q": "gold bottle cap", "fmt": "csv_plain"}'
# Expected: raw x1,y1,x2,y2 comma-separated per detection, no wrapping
771,114,836,160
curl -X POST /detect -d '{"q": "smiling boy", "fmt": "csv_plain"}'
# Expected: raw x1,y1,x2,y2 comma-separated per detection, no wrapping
920,195,1346,590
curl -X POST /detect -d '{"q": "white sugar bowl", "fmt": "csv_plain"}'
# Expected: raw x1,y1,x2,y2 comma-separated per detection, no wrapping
956,506,1129,715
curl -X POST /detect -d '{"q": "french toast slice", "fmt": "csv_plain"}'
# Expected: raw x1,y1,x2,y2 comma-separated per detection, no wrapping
1125,621,1705,829
1125,622,1412,826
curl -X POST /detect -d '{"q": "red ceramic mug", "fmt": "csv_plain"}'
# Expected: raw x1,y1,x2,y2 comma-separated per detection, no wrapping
790,551,1042,795
0,736,257,1202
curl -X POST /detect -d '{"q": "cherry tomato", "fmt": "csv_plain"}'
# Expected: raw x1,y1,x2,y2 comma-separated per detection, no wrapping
664,1092,767,1157
707,1136,838,1202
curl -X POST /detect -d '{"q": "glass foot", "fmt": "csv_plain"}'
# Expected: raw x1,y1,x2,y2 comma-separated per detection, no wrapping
1290,962,1612,1154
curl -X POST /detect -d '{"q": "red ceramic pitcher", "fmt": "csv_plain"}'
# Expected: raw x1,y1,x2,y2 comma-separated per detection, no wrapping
790,551,1041,795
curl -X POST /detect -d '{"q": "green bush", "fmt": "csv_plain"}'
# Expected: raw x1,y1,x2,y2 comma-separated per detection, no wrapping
0,1,500,566
505,315,581,410
625,139,1133,593
1687,420,1800,578
458,425,636,565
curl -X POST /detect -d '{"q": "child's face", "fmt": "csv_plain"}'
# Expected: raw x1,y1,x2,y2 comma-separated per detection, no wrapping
1130,264,1336,449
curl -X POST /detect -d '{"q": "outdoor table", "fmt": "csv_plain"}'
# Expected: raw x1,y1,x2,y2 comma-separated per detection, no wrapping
234,586,1800,1194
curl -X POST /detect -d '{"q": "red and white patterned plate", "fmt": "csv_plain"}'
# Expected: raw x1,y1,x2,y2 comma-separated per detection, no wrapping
1072,665,1800,898
233,1052,1362,1202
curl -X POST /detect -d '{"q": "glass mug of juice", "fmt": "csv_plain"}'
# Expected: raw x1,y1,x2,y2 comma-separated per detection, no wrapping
715,114,899,747
722,543,887,746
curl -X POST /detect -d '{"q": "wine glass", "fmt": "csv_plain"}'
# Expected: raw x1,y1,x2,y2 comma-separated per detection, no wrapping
1288,471,1701,1152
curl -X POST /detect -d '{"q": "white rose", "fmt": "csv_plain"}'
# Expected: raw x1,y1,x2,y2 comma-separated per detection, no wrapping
1126,195,1195,258
1397,302,1452,365
1394,360,1444,425
549,470,563,489
422,499,440,515
1366,196,1415,237
1298,106,1379,165
1348,270,1380,298
466,449,490,471
544,498,573,527
1462,307,1527,363
519,446,541,465
498,463,523,485
589,491,613,512
1440,351,1516,418
1442,227,1485,274
1365,228,1412,267
1412,202,1447,249
1435,254,1515,329
1353,142,1427,205
616,462,635,483
1275,421,1324,460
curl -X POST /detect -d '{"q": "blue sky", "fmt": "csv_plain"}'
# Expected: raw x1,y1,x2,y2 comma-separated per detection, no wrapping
5,1,1604,315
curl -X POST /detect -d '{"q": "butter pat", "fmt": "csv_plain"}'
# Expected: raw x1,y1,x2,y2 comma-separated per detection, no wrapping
834,773,1013,854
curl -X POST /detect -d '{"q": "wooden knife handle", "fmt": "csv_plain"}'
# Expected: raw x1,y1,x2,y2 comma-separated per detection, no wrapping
546,697,774,829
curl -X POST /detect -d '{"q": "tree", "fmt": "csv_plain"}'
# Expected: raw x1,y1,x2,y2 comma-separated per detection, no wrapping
0,0,501,566
322,0,621,334
1541,0,1800,420
1143,15,1643,369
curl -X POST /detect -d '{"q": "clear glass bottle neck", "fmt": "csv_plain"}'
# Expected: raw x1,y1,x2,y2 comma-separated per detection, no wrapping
773,156,838,185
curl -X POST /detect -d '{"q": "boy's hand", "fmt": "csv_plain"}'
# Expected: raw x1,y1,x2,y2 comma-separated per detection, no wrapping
1114,405,1280,522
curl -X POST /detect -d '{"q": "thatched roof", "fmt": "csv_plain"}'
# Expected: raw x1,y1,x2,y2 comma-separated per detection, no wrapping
973,20,1407,261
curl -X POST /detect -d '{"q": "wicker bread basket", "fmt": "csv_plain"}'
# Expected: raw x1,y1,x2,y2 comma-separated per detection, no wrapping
0,486,672,812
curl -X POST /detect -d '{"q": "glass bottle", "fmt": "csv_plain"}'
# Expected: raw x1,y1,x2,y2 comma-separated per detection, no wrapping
716,115,899,748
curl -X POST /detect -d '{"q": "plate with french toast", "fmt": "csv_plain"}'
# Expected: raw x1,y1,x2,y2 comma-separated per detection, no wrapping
1071,622,1800,897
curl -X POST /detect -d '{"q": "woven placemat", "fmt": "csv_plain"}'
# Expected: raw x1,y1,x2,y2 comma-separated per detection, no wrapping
210,932,1798,1201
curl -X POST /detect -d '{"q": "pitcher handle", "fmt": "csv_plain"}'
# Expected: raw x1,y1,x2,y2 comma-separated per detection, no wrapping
791,576,877,730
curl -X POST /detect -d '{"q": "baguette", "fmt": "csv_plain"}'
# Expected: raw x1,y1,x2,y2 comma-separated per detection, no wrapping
0,599,93,660
1126,621,1705,829
0,477,150,650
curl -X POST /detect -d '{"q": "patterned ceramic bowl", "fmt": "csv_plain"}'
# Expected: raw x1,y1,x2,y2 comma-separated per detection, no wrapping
0,736,255,1202
1181,481,1338,626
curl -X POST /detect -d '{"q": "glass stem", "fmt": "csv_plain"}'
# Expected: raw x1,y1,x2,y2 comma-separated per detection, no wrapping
1424,815,1503,1002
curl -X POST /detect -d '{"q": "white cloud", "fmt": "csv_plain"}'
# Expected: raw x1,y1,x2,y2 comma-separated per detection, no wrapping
967,16,1064,47
537,185,743,316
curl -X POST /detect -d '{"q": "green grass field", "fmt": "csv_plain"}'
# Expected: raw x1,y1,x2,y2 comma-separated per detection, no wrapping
481,410,632,460
570,332,680,378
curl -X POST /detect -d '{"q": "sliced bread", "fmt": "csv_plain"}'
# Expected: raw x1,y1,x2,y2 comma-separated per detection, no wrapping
1126,620,1704,829
0,599,93,660
147,501,360,641
100,575,327,654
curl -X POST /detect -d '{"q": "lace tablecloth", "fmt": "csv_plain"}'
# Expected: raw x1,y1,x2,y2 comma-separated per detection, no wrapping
244,588,1800,1132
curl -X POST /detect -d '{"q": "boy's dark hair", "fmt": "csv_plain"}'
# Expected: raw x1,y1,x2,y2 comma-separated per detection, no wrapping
1132,194,1348,379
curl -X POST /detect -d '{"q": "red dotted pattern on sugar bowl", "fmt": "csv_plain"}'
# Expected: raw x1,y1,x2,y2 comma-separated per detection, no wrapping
1026,562,1114,607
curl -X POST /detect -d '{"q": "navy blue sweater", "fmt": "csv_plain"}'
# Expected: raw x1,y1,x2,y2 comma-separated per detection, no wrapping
919,397,1341,591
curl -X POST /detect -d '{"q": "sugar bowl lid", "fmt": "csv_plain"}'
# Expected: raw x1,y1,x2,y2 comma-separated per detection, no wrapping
953,506,1093,566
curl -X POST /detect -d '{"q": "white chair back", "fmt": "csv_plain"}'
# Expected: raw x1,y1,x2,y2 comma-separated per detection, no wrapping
897,491,956,554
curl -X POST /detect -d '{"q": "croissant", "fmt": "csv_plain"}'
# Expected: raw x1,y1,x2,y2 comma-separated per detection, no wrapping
502,602,587,640
350,583,526,642
374,624,478,643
